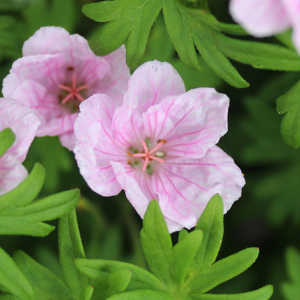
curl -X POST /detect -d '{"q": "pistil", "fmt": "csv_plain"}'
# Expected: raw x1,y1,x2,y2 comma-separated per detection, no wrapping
58,74,90,104
132,139,164,171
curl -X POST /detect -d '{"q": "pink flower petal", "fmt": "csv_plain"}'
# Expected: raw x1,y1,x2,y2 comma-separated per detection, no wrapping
157,145,245,229
230,0,290,37
0,155,28,196
0,98,40,162
90,46,131,106
2,54,66,97
281,0,300,53
59,131,77,151
74,94,126,195
112,61,185,131
143,88,229,159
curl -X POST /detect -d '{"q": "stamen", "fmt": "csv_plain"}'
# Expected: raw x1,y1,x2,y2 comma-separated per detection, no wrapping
58,74,90,104
132,139,165,172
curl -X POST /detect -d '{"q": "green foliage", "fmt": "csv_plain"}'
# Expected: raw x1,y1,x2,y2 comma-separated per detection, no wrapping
0,248,34,300
277,80,300,148
0,163,80,236
24,136,73,193
281,248,300,300
59,209,89,298
75,195,273,299
83,0,300,87
0,128,15,158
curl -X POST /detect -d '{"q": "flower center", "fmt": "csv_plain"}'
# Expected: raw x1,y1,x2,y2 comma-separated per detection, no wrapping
58,74,90,104
132,139,165,171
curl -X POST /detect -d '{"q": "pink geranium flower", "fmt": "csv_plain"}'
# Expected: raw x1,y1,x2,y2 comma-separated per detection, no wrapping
2,26,130,150
230,0,300,53
0,98,40,195
74,61,245,233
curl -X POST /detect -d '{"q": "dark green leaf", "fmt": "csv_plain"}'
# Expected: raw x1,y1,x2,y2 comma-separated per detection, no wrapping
171,230,202,286
14,251,76,300
277,80,300,148
190,285,273,299
0,248,34,300
83,0,162,69
214,33,300,71
140,200,172,285
74,259,165,291
59,209,88,298
0,128,15,158
92,270,131,300
107,290,174,300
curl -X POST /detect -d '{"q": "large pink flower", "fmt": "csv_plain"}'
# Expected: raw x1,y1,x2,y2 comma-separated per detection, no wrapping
0,98,40,195
2,26,130,150
74,61,245,233
230,0,300,53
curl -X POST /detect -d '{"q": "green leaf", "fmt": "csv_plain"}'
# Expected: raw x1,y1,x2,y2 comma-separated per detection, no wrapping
188,248,259,293
80,286,94,300
0,128,15,158
74,259,165,291
83,0,162,69
277,80,300,148
214,33,300,71
190,285,273,299
0,163,80,236
281,248,300,300
59,209,88,298
216,23,248,36
140,200,172,285
0,163,45,212
163,0,248,88
92,269,131,300
0,248,34,300
107,290,174,300
178,229,188,243
14,251,76,300
191,194,224,272
170,230,202,286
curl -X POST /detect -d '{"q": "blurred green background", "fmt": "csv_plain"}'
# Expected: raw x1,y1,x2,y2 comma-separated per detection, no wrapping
1,0,300,299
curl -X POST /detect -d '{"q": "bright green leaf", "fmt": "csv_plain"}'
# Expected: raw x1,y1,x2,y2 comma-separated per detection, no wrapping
170,230,202,287
188,248,259,293
277,80,300,148
107,289,174,300
59,209,88,298
178,229,188,243
192,194,224,272
190,285,273,299
0,163,45,213
214,33,300,71
14,251,76,300
92,269,131,300
140,200,172,285
163,0,248,88
0,128,15,158
0,248,34,300
216,23,248,36
83,0,162,69
74,259,165,291
80,286,94,300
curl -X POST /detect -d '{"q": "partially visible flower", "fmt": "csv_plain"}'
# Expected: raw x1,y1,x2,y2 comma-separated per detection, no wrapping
0,98,40,195
2,26,130,150
74,60,245,233
229,0,300,53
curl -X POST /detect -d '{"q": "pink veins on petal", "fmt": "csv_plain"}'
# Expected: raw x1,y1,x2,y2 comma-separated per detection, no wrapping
58,74,90,104
132,139,164,171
